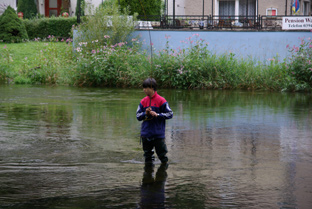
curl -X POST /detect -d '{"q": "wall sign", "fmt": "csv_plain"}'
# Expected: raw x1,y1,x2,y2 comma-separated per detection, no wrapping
282,17,312,30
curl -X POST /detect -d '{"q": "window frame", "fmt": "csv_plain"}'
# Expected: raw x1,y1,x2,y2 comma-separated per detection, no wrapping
266,8,277,16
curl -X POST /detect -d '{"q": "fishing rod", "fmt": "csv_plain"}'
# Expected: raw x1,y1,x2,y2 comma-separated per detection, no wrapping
138,0,154,76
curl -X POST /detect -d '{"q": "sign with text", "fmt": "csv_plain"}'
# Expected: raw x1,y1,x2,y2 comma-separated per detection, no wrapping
282,17,312,30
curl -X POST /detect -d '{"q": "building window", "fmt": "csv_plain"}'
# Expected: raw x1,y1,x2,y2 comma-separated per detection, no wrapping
266,8,277,16
303,1,309,15
219,0,235,18
239,0,256,17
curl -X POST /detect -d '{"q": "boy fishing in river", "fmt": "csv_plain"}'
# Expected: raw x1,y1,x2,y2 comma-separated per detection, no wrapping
136,78,173,164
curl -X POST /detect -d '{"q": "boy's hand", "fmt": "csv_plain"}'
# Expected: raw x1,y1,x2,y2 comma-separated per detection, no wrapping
150,111,158,117
145,107,152,115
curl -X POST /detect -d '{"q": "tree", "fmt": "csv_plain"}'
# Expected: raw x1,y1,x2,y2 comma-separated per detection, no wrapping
119,0,162,17
0,6,28,42
17,0,37,19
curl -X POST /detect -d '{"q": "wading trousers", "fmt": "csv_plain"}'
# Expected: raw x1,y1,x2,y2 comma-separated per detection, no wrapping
142,137,168,164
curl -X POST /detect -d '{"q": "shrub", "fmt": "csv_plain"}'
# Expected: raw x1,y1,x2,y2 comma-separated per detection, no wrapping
0,6,28,43
17,0,37,19
286,37,312,91
75,1,136,50
23,17,77,40
119,0,162,16
73,37,148,87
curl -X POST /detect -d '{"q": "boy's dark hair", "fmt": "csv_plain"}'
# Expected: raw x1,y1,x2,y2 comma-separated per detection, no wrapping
142,78,157,91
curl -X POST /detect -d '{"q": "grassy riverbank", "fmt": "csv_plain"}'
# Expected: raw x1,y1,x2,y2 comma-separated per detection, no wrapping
0,38,311,92
0,39,75,84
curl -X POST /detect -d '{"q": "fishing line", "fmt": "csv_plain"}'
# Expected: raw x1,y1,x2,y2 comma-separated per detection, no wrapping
138,0,154,74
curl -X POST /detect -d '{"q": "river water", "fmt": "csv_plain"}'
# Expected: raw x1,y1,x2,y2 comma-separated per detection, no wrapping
0,85,311,209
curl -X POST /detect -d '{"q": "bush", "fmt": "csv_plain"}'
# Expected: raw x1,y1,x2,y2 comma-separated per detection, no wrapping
73,38,148,87
75,1,136,49
119,0,162,16
0,6,28,43
286,37,312,91
17,0,37,19
23,17,77,40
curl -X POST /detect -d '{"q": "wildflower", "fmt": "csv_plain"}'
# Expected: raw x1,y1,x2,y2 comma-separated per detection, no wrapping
61,39,64,42
132,38,137,42
104,35,110,39
91,50,96,54
177,65,184,74
48,35,51,39
25,57,28,60
309,45,312,48
165,35,171,39
3,45,6,49
294,47,299,52
150,42,154,46
76,47,82,52
286,44,289,48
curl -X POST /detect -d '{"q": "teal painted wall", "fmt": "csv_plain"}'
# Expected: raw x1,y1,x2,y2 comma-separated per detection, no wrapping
131,31,311,63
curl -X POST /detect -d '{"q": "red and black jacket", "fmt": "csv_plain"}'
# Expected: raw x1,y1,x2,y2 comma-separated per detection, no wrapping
136,92,173,139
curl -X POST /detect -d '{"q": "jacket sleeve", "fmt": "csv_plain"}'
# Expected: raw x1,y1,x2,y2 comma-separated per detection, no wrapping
158,102,173,120
136,103,146,121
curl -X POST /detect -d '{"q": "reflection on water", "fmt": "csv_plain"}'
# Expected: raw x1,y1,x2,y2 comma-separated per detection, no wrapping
0,85,311,208
140,163,168,209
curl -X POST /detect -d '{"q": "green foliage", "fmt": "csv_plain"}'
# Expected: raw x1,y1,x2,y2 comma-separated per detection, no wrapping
75,1,136,50
0,6,28,43
72,34,289,91
17,0,37,19
286,37,312,91
1,34,310,92
0,63,8,82
23,17,77,40
119,0,162,16
73,38,149,87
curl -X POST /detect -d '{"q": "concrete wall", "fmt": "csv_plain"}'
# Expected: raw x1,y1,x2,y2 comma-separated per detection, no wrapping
131,30,311,63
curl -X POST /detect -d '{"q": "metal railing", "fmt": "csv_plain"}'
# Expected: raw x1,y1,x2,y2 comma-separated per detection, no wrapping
136,15,304,30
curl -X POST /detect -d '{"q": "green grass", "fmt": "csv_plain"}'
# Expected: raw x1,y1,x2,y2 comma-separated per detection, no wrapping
0,41,72,71
0,41,75,85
